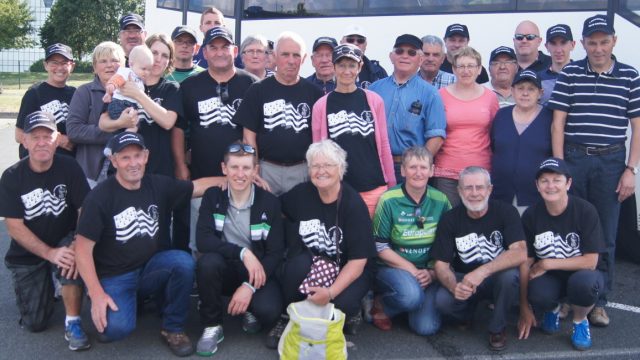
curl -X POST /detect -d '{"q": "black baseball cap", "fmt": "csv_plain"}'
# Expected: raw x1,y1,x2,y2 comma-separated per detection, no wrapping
546,24,573,42
104,132,146,156
582,15,615,37
394,34,422,50
444,24,470,39
24,111,57,133
536,157,571,179
512,70,542,88
171,25,197,42
202,26,233,47
333,44,363,63
119,13,144,30
312,37,338,52
489,46,517,62
45,43,73,61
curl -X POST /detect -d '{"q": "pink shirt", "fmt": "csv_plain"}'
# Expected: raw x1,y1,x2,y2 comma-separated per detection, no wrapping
434,87,499,179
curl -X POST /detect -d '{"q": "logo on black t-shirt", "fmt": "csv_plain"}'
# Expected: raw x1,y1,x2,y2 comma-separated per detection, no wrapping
263,99,310,132
299,219,342,256
455,231,505,264
327,110,375,138
198,97,238,128
534,231,581,259
138,98,164,125
40,100,69,124
113,205,159,243
20,185,68,220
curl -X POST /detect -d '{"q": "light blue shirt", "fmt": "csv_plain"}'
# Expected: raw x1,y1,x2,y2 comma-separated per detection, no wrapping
369,74,446,155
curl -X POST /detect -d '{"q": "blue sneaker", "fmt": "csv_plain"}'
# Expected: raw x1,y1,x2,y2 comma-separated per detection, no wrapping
541,310,560,334
64,320,90,351
571,319,592,351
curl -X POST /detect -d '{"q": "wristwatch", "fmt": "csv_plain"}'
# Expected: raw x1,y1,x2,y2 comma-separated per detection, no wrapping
626,165,638,175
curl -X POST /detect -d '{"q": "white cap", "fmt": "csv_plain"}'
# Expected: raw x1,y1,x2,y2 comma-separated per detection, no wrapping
343,25,367,39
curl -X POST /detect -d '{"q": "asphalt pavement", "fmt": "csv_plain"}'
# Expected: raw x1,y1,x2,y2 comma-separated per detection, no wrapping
1,118,640,359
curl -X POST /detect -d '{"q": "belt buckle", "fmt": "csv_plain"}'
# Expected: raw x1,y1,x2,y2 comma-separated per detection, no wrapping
585,146,599,156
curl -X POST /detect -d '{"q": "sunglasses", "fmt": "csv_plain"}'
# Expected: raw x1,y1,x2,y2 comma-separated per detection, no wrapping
514,34,539,41
345,36,366,45
227,143,255,154
394,47,419,57
217,82,229,104
415,207,425,229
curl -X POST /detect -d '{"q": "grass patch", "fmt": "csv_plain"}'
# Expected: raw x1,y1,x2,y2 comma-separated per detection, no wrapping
0,72,94,113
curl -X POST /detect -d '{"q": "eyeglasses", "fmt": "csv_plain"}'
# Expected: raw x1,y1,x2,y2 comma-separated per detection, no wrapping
394,48,419,57
415,207,425,229
217,82,229,104
243,49,266,56
174,39,196,46
514,34,539,41
345,36,366,45
227,143,255,154
489,60,517,67
310,163,338,171
120,29,144,36
47,60,73,67
461,184,489,193
454,64,479,71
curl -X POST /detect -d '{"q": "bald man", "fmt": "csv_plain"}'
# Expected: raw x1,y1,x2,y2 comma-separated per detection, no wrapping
513,21,551,72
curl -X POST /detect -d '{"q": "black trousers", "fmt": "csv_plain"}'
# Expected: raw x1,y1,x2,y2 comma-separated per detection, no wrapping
196,252,282,327
528,269,604,311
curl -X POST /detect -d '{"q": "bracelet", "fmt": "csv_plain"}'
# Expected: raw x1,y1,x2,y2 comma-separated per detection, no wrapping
242,281,256,293
239,247,247,261
327,287,334,301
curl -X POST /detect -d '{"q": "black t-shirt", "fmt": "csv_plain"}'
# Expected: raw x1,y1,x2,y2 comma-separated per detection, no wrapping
234,76,323,163
16,81,76,158
432,200,525,274
137,77,183,177
76,175,193,278
325,89,385,192
280,182,376,267
179,69,258,179
440,58,489,84
522,195,606,270
0,155,89,265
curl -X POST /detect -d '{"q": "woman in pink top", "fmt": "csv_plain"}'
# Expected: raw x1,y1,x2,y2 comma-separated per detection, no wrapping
433,47,499,206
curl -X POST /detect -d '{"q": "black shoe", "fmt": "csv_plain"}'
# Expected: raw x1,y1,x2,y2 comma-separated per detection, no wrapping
344,312,362,335
242,311,262,334
265,314,289,349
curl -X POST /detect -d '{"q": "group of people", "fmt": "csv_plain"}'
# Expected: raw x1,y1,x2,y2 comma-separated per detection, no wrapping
2,6,639,357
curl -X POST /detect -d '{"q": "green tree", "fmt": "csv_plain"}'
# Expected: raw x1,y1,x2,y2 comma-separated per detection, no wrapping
40,0,144,60
0,0,34,50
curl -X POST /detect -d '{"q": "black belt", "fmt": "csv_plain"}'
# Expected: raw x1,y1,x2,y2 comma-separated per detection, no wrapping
566,142,625,156
261,159,306,167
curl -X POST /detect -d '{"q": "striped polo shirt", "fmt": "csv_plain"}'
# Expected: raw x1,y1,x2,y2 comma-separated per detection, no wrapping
547,56,640,146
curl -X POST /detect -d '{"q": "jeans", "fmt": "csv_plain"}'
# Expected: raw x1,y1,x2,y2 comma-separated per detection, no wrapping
564,144,625,306
107,99,137,120
376,267,441,335
435,268,519,334
99,250,194,341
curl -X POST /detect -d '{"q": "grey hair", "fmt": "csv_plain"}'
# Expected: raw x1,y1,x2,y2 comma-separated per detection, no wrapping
240,34,269,54
421,35,445,48
401,146,433,167
306,140,348,179
275,31,307,57
458,166,492,187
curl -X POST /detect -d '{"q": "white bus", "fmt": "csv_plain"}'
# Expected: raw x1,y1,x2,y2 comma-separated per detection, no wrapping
146,0,640,261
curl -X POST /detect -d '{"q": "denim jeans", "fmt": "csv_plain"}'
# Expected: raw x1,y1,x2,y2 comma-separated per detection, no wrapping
376,267,441,335
565,144,625,306
99,250,194,341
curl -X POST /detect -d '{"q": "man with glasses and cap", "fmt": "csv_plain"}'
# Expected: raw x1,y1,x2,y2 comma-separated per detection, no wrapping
340,25,388,88
440,24,489,84
369,34,446,182
1,111,91,350
16,43,76,159
194,142,284,355
513,20,551,72
179,26,260,252
487,46,519,108
75,131,220,356
539,24,576,105
548,14,640,328
307,36,338,94
118,13,147,63
167,25,204,83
